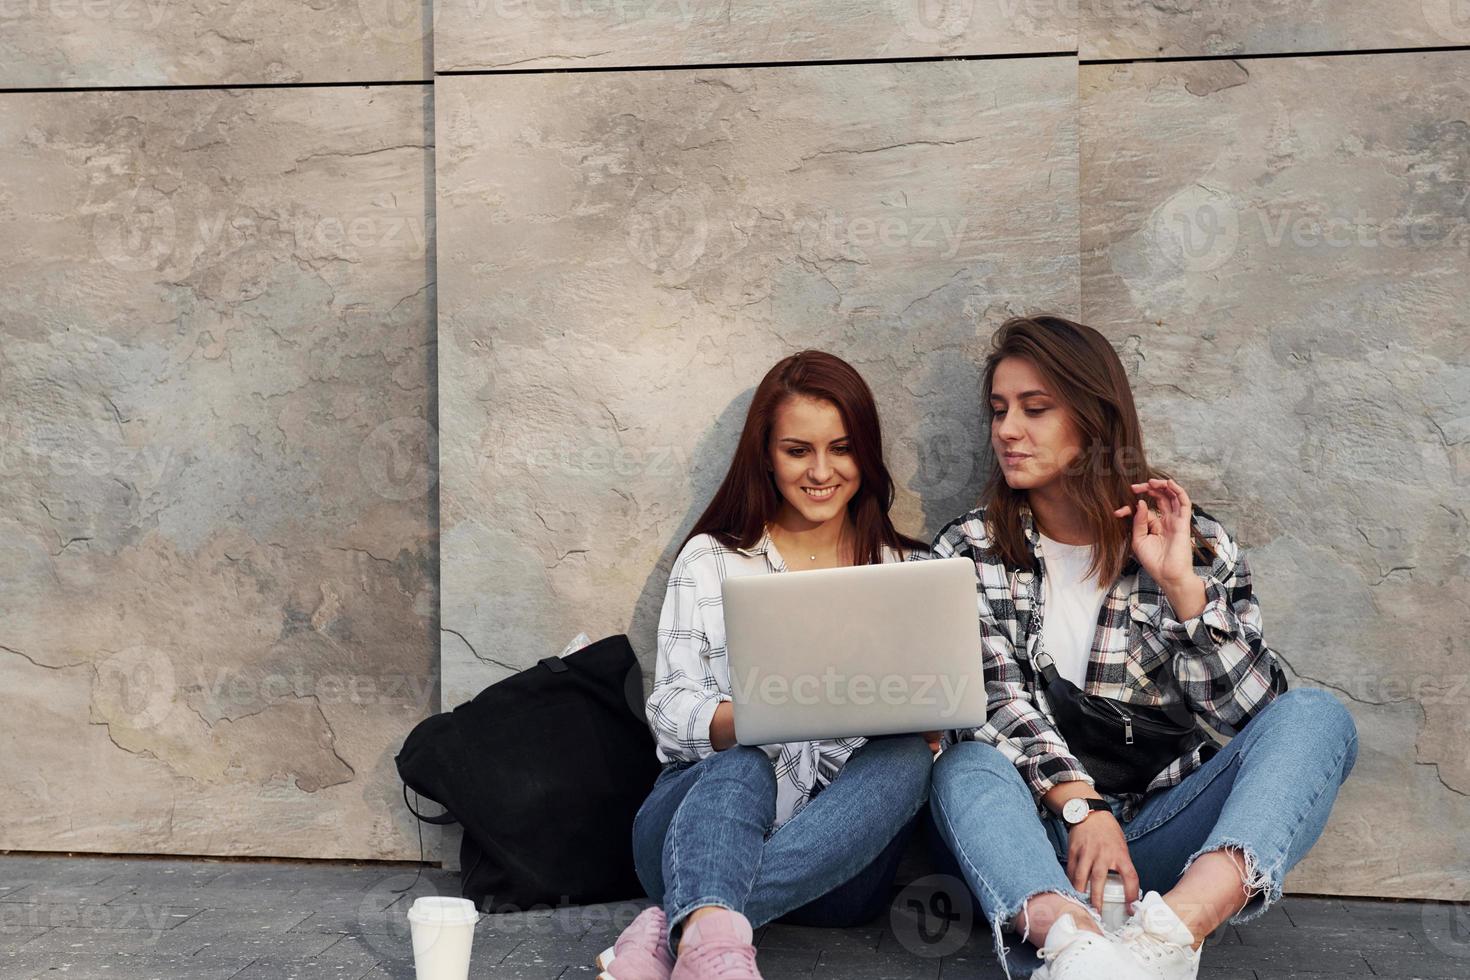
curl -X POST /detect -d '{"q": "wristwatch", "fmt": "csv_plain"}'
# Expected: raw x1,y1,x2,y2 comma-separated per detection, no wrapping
1061,797,1112,826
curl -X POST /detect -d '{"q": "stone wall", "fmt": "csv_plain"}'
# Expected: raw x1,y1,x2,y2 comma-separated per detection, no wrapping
2,32,437,860
3,2,1466,896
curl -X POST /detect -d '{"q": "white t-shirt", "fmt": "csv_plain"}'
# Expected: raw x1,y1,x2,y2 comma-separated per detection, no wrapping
1038,531,1110,688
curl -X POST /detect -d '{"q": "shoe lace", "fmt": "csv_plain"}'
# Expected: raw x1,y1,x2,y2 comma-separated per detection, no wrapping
1036,933,1095,965
1120,920,1183,963
685,939,760,978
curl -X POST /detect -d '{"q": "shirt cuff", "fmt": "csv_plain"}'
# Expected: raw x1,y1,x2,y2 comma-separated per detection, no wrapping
1031,754,1095,801
1158,577,1236,654
687,692,731,756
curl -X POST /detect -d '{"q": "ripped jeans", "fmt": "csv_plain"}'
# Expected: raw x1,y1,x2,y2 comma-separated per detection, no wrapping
929,688,1358,977
632,734,933,957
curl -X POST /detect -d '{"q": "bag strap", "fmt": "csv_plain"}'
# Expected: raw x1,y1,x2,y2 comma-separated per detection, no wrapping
402,782,458,826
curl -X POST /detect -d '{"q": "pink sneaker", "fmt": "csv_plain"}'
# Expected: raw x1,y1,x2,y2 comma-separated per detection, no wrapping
669,908,762,980
596,905,675,980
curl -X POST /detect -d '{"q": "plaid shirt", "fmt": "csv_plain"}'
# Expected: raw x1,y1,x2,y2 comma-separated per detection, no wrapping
647,531,905,829
929,502,1287,820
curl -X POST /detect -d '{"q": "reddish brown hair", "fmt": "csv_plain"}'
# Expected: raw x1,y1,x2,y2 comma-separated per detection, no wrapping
686,350,924,566
980,315,1214,583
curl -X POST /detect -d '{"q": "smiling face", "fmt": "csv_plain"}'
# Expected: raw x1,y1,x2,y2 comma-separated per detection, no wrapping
768,394,861,528
988,356,1083,493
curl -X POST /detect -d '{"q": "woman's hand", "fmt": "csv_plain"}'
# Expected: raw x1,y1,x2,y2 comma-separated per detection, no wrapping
1067,809,1141,913
709,701,737,751
921,731,943,753
1113,477,1198,588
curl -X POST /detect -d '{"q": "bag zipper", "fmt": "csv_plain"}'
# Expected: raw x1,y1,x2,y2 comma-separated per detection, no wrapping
1093,697,1136,745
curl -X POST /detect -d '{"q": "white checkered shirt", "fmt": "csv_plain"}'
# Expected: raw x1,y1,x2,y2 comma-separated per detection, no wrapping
646,530,906,829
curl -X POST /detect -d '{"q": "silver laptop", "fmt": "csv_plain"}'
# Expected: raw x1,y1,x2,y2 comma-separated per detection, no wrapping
722,557,988,744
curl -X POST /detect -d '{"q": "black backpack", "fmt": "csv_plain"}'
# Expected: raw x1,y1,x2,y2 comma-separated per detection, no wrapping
395,634,662,911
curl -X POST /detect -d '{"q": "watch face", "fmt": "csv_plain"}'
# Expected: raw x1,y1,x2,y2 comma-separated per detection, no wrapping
1063,798,1086,824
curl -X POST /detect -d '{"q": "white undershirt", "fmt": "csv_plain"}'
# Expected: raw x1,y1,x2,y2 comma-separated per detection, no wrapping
1038,531,1110,688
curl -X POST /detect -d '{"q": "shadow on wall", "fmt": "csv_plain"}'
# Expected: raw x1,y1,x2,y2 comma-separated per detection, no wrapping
625,388,758,690
909,349,991,541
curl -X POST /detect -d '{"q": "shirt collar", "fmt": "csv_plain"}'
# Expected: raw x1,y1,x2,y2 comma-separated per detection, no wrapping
1018,501,1140,576
736,527,788,572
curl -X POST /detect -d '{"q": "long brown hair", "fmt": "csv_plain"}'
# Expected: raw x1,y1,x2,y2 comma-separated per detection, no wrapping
980,315,1214,583
686,350,925,566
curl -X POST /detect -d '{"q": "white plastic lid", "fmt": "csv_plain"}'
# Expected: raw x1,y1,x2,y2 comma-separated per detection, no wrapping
407,896,480,925
1102,877,1127,902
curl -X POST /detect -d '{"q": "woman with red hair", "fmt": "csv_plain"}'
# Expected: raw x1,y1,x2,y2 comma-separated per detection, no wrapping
596,351,933,980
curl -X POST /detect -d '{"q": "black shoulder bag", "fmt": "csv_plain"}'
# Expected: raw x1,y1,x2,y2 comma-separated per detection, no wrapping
1017,647,1218,796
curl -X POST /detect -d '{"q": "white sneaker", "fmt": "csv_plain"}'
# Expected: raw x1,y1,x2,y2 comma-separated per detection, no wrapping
1115,891,1202,980
1032,913,1144,979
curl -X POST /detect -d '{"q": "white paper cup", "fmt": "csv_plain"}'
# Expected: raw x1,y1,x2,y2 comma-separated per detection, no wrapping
407,896,478,980
1099,874,1129,932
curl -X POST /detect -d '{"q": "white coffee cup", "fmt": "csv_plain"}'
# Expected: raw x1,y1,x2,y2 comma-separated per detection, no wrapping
1098,873,1129,932
407,896,479,980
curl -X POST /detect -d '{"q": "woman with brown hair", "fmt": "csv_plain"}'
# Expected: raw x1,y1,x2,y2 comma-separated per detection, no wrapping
595,351,934,980
928,315,1357,980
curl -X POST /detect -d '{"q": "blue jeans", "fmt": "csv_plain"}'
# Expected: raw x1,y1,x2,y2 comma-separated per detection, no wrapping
929,688,1358,977
632,734,932,954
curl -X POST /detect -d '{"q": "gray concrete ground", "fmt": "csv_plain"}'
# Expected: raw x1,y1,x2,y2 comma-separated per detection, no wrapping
1,853,1467,979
